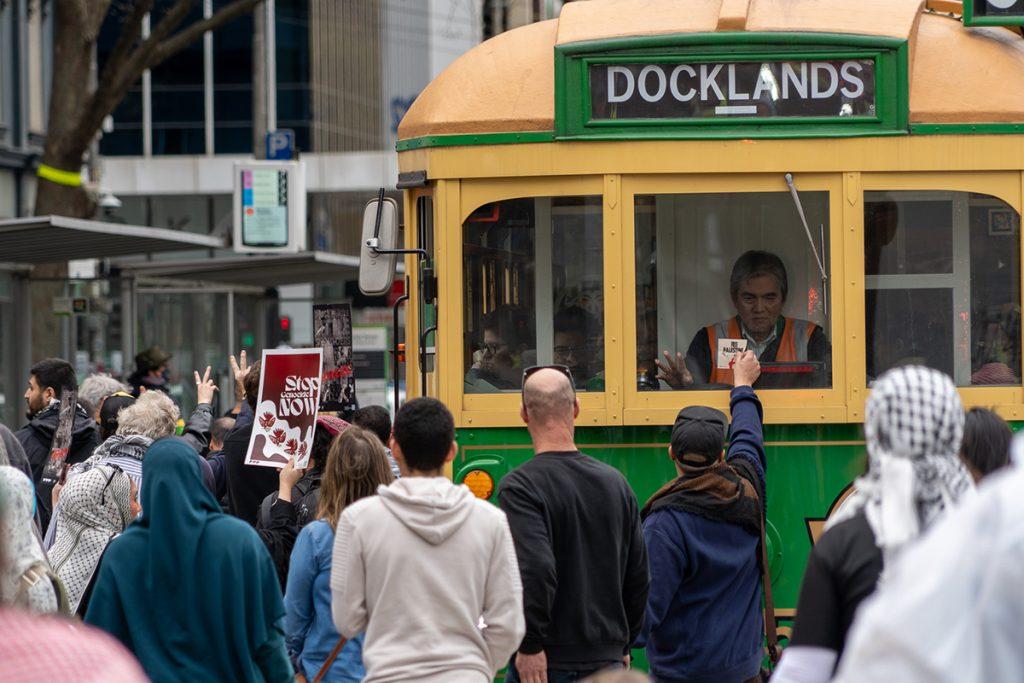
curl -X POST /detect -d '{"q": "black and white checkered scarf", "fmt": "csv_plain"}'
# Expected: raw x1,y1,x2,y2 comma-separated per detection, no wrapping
830,366,975,564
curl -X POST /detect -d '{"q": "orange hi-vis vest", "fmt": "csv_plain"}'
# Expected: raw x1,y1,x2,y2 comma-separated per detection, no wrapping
706,317,817,385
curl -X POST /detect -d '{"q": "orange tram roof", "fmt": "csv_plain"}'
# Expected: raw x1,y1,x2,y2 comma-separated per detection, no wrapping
398,0,1024,141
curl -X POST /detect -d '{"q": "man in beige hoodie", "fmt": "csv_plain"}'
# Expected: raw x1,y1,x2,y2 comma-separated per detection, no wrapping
331,397,525,682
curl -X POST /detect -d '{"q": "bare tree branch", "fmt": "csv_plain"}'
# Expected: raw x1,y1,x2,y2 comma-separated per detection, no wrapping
58,0,91,27
95,0,153,97
150,0,262,64
144,0,200,50
71,0,262,154
83,0,115,42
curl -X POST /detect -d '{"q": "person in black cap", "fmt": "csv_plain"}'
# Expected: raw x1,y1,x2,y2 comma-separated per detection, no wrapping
127,346,172,397
98,392,136,442
635,350,769,683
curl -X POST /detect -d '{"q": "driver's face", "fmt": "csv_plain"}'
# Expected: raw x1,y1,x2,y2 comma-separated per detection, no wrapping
734,275,784,338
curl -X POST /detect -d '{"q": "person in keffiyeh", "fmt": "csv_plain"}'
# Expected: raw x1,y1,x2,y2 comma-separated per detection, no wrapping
48,465,137,616
0,467,61,614
774,366,976,683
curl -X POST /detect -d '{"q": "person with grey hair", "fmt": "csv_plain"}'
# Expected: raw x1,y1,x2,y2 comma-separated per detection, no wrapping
499,366,649,682
47,370,219,543
78,373,129,424
44,391,177,547
655,250,830,390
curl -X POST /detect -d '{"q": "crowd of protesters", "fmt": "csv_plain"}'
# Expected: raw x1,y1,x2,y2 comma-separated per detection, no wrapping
0,346,1022,683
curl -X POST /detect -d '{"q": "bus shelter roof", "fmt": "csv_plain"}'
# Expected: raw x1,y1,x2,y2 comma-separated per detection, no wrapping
115,251,371,287
0,215,225,264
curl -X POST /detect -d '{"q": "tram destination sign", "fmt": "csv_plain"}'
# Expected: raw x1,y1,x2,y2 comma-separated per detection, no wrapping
964,0,1024,26
589,59,876,121
554,35,909,139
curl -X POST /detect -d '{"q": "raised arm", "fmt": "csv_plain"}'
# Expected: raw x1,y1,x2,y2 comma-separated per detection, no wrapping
726,352,766,485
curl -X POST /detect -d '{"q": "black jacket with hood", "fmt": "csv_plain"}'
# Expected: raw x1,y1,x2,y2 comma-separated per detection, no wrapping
16,402,99,525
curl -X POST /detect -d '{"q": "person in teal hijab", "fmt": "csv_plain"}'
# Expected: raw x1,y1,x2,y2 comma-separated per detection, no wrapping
84,437,293,683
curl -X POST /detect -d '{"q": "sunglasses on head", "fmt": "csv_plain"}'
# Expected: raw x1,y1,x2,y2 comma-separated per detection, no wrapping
522,364,576,391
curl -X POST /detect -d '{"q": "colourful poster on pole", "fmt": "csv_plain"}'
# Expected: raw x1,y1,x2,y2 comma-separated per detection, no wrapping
245,348,323,469
313,303,357,412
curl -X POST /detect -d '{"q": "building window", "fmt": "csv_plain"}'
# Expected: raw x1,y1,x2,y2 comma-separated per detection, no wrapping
213,0,255,154
463,196,604,392
635,192,832,391
865,191,1021,386
98,13,143,156
151,5,206,154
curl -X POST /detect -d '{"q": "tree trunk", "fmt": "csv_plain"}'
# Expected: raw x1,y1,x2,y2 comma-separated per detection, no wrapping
33,1,98,218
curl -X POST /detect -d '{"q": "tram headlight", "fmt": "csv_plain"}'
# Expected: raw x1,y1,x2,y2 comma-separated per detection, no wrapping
463,469,495,500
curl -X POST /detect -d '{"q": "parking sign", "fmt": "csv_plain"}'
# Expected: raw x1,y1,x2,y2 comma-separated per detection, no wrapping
265,129,296,160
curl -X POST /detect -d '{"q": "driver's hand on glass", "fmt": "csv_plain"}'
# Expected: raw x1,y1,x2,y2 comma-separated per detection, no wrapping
655,350,694,389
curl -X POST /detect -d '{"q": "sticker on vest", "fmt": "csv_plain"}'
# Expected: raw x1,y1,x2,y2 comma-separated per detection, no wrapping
716,338,748,370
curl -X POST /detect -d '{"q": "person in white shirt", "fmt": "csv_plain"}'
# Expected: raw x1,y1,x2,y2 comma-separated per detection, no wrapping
330,397,525,682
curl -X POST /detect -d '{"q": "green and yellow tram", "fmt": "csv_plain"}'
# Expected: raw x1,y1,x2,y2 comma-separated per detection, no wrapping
362,0,1024,651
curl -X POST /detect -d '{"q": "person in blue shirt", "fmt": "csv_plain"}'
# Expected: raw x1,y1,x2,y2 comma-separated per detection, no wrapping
285,426,394,682
637,350,766,683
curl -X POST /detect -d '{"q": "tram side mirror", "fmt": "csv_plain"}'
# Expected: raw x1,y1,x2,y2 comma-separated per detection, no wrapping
359,196,399,296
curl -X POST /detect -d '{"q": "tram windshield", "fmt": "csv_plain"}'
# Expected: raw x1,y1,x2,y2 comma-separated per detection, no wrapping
463,196,604,393
635,191,832,391
865,191,1021,386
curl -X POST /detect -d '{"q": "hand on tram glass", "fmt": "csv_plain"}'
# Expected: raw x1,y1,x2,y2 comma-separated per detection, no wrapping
656,350,694,389
230,351,249,402
732,350,761,388
193,366,218,405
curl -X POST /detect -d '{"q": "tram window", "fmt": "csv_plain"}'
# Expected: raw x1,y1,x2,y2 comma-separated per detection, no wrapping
865,192,1021,386
635,192,832,391
463,196,604,393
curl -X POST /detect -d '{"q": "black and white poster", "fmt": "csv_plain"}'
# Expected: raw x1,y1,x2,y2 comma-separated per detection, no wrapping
313,303,357,412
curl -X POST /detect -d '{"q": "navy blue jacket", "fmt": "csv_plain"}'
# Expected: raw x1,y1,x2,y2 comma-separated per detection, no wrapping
637,385,766,683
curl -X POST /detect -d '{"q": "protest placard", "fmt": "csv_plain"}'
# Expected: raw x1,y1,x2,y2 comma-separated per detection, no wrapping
245,348,323,469
313,303,357,412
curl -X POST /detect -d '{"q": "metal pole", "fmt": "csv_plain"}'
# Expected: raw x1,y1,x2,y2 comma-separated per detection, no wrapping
265,0,277,132
226,290,235,414
122,275,137,372
142,14,152,157
203,0,214,156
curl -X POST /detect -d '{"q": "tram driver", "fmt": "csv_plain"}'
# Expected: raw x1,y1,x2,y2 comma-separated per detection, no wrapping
655,250,830,389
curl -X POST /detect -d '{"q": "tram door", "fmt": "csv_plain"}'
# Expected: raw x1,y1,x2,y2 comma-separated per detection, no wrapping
408,190,438,400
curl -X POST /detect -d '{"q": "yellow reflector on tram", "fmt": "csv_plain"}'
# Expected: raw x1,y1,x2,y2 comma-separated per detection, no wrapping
463,469,495,499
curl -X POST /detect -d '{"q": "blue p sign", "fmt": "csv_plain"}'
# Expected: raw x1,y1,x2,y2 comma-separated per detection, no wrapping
265,129,296,160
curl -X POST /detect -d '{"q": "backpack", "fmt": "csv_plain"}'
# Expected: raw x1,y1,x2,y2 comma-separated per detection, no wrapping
17,561,71,616
258,475,320,529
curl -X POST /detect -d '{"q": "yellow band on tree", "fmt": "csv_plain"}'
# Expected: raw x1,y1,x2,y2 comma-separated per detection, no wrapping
37,163,83,188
